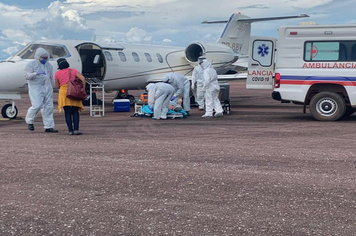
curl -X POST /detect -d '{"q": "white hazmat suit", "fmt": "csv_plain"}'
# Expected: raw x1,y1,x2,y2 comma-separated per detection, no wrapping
201,60,223,118
192,63,205,110
146,82,175,119
24,48,56,130
162,73,190,113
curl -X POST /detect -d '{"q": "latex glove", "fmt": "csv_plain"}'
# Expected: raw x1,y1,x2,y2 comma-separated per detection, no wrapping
150,107,154,111
37,70,46,75
170,96,176,101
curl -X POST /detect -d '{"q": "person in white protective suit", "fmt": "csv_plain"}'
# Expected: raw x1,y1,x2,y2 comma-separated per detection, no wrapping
146,82,175,119
162,72,191,115
191,57,206,110
24,48,58,132
201,59,223,118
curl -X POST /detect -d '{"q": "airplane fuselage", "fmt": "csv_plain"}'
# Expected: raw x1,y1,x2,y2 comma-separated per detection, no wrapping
0,39,235,95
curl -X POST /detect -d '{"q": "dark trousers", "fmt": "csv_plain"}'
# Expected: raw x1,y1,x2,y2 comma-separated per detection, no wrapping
63,106,80,132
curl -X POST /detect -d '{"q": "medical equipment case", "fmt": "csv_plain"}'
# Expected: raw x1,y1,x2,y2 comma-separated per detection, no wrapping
113,99,130,112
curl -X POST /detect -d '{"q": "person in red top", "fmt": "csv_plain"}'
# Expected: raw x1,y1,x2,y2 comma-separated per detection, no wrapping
54,58,86,135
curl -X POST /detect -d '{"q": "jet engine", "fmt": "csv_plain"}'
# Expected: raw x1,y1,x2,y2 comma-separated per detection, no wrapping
184,42,238,70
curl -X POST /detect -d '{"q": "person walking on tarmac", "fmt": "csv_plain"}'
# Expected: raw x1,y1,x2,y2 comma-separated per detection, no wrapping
162,72,191,115
146,82,175,120
24,47,58,133
54,58,86,135
201,59,223,118
192,56,206,110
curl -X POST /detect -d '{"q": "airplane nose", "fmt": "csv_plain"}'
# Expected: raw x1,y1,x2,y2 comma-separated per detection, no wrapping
0,61,28,92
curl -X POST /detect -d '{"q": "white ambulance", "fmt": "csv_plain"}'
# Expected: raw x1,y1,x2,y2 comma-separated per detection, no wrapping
247,24,356,121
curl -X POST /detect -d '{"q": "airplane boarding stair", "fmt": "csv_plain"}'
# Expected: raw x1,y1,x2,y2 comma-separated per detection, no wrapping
85,76,105,117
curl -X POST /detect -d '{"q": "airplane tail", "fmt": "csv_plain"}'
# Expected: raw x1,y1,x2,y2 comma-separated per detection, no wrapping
202,13,309,56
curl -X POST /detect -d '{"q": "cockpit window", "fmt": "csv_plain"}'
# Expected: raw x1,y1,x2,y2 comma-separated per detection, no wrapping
14,44,68,59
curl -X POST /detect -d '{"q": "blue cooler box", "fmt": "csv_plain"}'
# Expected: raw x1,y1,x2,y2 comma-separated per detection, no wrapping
113,99,130,112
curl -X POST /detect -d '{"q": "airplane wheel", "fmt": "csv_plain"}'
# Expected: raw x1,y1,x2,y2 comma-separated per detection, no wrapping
1,104,18,119
126,95,135,106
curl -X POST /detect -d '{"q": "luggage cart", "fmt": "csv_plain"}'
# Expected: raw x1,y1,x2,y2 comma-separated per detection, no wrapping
221,99,231,115
133,92,148,116
219,83,231,115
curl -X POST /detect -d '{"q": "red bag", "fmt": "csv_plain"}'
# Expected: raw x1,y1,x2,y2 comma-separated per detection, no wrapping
66,69,87,100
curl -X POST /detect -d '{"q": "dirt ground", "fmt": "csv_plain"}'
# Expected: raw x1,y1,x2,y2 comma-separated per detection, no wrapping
1,80,355,236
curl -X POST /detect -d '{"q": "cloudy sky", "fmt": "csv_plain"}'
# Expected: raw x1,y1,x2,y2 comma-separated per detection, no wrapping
0,0,355,60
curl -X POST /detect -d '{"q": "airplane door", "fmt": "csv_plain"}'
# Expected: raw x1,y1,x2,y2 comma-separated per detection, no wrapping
246,37,276,89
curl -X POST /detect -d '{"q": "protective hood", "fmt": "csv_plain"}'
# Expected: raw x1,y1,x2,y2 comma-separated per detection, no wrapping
162,74,171,83
146,83,155,91
34,47,50,61
200,59,211,69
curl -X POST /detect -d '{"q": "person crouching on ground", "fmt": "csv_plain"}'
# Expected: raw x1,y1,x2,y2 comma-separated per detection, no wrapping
162,72,191,116
146,82,175,119
54,58,86,135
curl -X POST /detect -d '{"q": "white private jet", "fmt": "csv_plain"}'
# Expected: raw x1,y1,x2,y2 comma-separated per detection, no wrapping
0,12,308,119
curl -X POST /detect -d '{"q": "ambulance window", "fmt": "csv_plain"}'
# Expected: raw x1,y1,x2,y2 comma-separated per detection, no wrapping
350,44,356,61
145,53,152,62
118,52,126,62
251,40,273,67
304,42,339,61
156,53,163,63
104,51,113,61
132,52,140,62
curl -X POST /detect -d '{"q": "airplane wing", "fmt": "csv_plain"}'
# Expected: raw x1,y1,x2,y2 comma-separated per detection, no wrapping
231,56,248,72
218,73,247,81
185,73,247,82
147,78,164,83
236,14,309,23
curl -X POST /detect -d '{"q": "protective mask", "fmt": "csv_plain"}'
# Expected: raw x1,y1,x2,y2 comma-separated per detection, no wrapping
40,59,47,64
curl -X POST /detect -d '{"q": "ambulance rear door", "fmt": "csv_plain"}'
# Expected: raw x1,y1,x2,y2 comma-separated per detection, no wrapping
246,37,276,89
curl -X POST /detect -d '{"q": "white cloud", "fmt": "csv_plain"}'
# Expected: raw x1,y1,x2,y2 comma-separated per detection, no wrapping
123,27,152,43
22,1,94,41
0,3,40,30
65,0,177,6
2,29,32,43
0,0,354,59
3,45,22,57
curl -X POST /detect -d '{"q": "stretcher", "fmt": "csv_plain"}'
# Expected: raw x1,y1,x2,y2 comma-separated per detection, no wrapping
167,111,184,119
133,104,187,118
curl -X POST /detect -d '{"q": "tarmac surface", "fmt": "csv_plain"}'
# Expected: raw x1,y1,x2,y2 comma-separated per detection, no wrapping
1,80,356,236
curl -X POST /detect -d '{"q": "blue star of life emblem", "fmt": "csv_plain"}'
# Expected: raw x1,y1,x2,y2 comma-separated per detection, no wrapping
258,44,269,57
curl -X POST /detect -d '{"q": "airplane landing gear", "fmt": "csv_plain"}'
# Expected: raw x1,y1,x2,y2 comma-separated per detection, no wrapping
114,89,135,106
1,103,18,119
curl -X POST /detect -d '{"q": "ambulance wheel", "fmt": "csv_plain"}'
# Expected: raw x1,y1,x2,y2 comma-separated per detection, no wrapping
1,104,18,119
309,92,345,121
